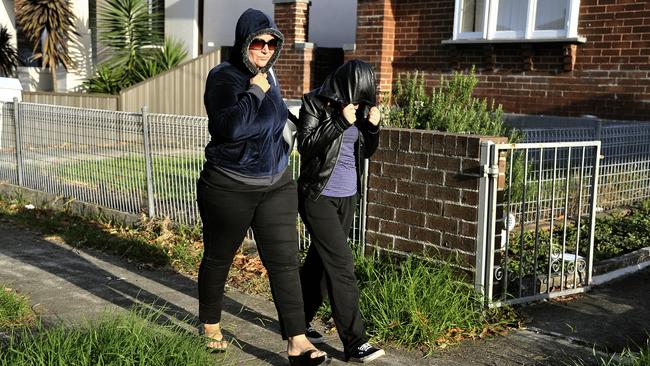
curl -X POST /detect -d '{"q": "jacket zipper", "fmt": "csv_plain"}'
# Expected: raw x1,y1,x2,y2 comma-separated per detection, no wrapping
267,73,280,184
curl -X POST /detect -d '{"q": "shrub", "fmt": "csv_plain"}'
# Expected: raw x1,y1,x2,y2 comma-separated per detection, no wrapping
83,0,187,94
0,26,18,77
385,67,515,138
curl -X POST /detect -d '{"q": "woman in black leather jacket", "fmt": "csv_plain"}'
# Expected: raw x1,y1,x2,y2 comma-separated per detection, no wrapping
297,60,385,363
197,8,327,365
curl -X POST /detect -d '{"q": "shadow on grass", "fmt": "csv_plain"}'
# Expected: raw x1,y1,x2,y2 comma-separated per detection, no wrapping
0,202,288,365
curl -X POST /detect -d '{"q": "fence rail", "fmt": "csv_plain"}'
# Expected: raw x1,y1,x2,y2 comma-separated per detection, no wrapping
0,101,365,250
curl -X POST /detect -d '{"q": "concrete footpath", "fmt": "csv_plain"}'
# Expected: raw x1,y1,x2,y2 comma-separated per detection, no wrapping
1,218,648,365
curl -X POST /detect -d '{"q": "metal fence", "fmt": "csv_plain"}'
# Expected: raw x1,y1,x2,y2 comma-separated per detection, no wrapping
0,101,365,250
476,141,601,306
506,115,650,211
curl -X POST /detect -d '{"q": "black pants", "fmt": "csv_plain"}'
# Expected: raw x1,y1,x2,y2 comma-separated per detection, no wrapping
299,194,367,353
197,179,305,338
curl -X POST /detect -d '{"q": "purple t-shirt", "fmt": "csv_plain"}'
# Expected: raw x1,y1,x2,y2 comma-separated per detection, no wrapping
322,125,359,197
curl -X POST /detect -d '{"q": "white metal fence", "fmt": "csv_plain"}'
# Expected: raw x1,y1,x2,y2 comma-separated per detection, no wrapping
0,101,366,250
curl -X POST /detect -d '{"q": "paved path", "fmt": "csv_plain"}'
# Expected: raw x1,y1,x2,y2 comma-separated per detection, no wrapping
524,267,650,353
1,218,646,365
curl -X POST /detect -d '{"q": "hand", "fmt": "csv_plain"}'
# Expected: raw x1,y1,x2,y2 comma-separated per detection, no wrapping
368,106,381,126
342,104,358,125
250,73,270,93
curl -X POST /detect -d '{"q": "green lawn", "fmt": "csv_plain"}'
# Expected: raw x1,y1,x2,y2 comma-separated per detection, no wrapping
58,155,203,201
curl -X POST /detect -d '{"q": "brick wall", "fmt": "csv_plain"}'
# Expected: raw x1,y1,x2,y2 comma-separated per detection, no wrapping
365,128,507,276
345,0,396,95
273,0,310,45
275,46,314,98
353,0,650,120
273,0,314,99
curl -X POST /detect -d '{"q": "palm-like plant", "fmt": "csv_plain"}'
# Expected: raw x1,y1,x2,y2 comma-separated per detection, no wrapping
133,38,188,81
98,0,163,80
83,65,125,95
155,38,188,71
85,1,187,94
0,26,18,77
15,0,78,91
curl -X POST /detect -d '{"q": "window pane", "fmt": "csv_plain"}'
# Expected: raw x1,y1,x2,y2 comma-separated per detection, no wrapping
496,0,527,32
461,0,486,33
16,27,41,67
535,0,567,30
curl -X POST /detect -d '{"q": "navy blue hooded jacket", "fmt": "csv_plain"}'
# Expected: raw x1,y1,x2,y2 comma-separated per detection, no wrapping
203,9,289,181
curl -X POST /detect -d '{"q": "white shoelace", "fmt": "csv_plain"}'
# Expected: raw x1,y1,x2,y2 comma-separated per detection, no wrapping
358,343,372,352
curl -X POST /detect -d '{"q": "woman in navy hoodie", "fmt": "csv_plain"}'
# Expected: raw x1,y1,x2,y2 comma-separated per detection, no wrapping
197,8,327,365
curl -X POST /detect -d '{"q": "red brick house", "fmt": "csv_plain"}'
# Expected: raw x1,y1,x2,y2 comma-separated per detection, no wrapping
274,0,650,121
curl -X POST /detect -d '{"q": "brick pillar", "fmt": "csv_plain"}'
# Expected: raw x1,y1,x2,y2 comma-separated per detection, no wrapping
273,0,314,99
345,0,395,97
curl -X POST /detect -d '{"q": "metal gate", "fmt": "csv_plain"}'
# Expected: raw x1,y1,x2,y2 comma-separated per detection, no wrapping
475,141,601,306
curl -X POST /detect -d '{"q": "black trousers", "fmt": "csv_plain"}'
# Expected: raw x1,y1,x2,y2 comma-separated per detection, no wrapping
197,179,305,338
299,194,367,353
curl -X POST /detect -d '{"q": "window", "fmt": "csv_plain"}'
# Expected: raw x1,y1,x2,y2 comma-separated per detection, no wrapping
16,27,41,67
452,0,581,42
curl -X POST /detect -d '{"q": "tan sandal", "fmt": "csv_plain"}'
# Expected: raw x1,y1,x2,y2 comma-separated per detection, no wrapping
198,323,228,352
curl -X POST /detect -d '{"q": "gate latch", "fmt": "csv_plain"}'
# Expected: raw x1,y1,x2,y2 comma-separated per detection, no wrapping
481,164,499,177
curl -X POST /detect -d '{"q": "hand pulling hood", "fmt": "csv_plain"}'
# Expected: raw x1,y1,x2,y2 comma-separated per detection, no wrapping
229,8,284,75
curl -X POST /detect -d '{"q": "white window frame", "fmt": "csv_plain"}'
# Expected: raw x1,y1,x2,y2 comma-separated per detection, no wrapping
450,0,582,42
453,0,491,40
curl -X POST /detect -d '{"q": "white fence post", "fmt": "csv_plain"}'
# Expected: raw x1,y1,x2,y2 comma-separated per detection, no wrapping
475,141,494,300
13,97,23,187
141,106,156,218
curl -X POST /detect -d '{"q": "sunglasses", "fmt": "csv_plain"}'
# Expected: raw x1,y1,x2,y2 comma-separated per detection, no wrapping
249,38,279,51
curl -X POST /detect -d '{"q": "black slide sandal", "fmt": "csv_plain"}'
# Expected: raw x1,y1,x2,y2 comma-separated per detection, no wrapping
288,349,330,366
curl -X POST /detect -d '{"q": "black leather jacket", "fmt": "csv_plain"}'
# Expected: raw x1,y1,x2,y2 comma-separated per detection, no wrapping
297,60,380,200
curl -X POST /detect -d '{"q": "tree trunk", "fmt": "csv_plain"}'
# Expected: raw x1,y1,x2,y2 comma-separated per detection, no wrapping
51,66,57,92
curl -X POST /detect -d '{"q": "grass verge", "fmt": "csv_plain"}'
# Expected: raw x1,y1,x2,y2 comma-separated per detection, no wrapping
0,306,232,366
0,287,35,329
316,251,519,353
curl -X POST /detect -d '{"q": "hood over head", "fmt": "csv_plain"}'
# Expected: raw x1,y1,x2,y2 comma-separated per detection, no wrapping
230,8,284,75
317,60,377,107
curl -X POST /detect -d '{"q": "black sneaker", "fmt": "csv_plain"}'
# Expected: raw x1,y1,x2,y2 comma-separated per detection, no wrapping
306,324,325,344
346,342,385,363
